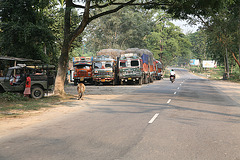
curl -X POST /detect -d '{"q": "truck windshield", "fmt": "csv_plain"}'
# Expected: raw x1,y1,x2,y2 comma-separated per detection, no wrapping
94,62,102,69
120,61,126,67
131,60,139,67
105,63,112,68
76,65,90,69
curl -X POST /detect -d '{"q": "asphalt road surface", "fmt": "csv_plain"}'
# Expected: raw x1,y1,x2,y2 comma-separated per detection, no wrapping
1,68,240,160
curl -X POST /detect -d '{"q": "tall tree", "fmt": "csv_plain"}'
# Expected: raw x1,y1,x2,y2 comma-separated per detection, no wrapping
84,7,154,53
0,0,56,63
189,0,240,68
145,17,191,67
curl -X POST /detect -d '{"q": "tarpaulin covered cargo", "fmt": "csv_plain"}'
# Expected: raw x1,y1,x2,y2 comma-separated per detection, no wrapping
97,49,124,58
124,48,153,65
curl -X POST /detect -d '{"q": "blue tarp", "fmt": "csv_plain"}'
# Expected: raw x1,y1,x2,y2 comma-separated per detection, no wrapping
141,54,149,64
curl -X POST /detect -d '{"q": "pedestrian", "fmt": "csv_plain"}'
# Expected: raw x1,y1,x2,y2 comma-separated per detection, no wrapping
24,74,31,97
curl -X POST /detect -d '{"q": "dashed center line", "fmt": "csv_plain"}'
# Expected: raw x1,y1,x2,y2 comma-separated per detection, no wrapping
177,87,180,89
174,92,177,94
148,113,159,124
167,99,171,104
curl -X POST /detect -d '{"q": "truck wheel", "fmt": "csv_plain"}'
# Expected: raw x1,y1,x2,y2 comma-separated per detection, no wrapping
139,78,142,85
112,80,116,86
74,80,78,86
120,80,123,85
150,76,153,83
144,76,148,84
31,86,44,99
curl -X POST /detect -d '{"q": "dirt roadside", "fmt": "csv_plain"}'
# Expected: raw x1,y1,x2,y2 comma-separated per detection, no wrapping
0,80,239,138
0,84,142,138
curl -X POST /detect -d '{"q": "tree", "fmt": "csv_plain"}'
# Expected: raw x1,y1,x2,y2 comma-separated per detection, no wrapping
145,17,191,67
187,0,240,69
54,0,227,95
84,7,154,53
0,0,56,63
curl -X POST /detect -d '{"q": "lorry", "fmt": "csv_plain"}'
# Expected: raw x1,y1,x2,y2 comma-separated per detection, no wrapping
92,49,123,85
124,48,154,84
0,64,55,99
118,53,143,85
73,57,92,85
155,60,163,80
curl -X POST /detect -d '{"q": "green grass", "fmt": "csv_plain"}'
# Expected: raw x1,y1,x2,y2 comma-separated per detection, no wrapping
188,66,240,82
0,92,62,118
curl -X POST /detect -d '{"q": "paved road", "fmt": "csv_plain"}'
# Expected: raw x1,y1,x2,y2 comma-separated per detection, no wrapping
1,69,240,160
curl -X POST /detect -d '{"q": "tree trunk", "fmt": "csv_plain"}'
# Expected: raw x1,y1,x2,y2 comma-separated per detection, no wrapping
54,0,91,95
226,48,230,78
54,43,70,95
54,0,72,95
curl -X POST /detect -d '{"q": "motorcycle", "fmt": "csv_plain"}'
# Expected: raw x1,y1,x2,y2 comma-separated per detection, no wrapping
170,75,175,83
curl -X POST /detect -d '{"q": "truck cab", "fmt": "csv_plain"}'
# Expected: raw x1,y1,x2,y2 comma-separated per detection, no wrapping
73,57,93,85
119,53,143,85
92,55,116,85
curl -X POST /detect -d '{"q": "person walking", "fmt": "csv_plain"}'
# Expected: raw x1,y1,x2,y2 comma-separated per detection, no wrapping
24,74,31,97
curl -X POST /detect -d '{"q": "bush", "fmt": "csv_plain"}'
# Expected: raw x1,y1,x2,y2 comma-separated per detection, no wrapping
0,92,28,102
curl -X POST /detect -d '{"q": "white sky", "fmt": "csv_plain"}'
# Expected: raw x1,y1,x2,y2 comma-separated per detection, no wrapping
171,20,201,34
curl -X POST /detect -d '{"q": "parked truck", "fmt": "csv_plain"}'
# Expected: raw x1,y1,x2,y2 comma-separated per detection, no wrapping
0,64,55,99
124,48,154,84
92,49,123,85
73,57,93,85
118,53,143,85
156,60,163,80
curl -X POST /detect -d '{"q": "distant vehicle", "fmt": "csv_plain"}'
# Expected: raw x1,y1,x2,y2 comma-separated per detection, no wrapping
155,60,163,80
124,48,154,84
170,75,175,83
0,64,56,99
73,57,93,86
92,55,117,85
118,53,143,85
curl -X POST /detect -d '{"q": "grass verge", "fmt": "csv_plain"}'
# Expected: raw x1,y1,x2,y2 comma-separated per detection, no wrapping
0,92,72,118
188,66,240,82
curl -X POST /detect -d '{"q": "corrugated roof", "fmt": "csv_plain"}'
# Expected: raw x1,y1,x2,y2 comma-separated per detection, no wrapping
0,56,41,63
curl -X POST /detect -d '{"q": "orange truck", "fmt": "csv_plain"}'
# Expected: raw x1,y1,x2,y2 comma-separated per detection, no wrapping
73,57,93,85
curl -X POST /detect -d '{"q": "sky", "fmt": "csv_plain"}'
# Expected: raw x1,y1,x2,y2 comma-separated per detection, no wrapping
172,20,201,34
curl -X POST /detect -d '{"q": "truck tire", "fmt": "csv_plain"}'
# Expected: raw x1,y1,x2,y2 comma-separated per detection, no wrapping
144,75,148,84
150,76,153,83
74,79,78,86
31,86,44,99
138,78,142,85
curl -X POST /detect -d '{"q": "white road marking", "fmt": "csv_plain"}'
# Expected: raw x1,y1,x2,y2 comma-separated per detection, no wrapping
167,99,171,103
177,87,180,89
148,113,159,124
180,84,182,86
174,92,177,94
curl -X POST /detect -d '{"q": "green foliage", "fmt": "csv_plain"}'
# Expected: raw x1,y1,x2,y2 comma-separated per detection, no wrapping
145,13,191,67
0,92,28,102
0,0,56,63
84,7,154,53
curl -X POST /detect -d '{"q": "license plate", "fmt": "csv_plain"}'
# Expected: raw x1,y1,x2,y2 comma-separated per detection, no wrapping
128,78,132,80
101,79,105,82
80,77,84,81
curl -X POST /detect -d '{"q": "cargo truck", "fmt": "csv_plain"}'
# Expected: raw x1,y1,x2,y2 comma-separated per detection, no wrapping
92,49,123,85
118,53,143,85
73,57,93,85
124,48,153,84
